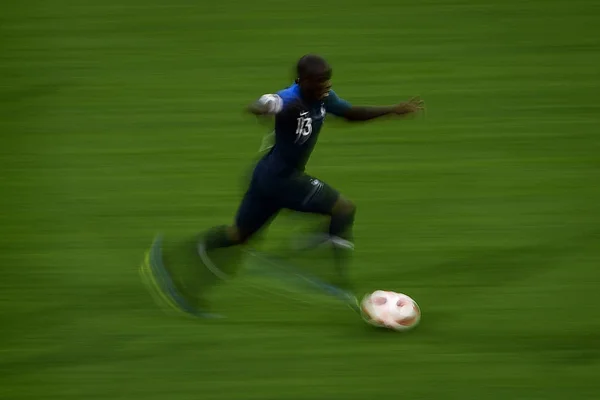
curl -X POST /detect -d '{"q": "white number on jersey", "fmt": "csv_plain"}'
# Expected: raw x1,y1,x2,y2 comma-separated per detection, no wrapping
295,112,313,144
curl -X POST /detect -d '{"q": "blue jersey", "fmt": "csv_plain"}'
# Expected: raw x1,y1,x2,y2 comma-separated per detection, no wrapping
257,83,352,176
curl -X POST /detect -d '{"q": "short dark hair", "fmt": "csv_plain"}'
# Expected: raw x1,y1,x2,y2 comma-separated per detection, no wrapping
296,54,330,81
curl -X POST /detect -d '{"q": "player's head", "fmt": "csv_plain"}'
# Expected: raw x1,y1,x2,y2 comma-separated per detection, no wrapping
295,54,332,102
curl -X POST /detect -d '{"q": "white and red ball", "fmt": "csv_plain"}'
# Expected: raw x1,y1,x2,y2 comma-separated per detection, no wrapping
360,290,421,331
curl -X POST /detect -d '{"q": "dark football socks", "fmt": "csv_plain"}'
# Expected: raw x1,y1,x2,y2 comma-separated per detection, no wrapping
328,210,356,290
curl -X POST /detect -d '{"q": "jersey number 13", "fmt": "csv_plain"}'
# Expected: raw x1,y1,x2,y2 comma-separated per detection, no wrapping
295,113,313,144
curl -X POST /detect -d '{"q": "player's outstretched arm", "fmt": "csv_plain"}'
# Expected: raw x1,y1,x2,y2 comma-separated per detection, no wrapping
342,97,425,122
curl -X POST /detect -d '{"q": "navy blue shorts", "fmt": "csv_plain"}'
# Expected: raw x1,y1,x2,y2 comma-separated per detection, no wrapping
234,168,339,238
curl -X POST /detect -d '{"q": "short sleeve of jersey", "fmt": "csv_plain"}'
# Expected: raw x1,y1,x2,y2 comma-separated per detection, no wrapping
325,90,352,117
276,87,301,110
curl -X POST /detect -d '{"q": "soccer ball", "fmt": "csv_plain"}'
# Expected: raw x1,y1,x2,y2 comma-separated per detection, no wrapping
360,290,421,331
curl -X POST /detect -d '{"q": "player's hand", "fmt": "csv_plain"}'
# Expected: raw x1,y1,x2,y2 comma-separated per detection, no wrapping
394,97,425,115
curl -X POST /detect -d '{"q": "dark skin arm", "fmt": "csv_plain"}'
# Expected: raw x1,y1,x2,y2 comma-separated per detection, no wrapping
342,97,425,122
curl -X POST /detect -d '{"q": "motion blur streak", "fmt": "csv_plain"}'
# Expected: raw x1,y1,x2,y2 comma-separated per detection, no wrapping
1,0,599,399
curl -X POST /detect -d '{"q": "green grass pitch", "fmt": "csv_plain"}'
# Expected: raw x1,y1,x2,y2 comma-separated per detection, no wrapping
1,0,600,399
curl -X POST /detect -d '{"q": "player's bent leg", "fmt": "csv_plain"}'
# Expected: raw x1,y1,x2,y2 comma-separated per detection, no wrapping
201,219,260,252
329,195,356,248
278,174,357,303
286,177,356,252
290,200,356,251
199,184,279,279
280,175,338,250
198,224,248,280
203,225,241,250
326,195,356,293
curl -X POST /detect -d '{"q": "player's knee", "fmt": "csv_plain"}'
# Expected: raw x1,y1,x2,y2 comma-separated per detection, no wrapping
329,197,356,239
332,196,356,219
226,225,245,245
227,225,252,245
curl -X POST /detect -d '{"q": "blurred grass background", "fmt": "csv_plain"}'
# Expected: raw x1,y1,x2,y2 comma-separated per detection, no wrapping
1,0,600,399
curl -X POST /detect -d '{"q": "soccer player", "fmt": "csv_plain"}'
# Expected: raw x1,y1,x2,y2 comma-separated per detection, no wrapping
198,54,424,308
